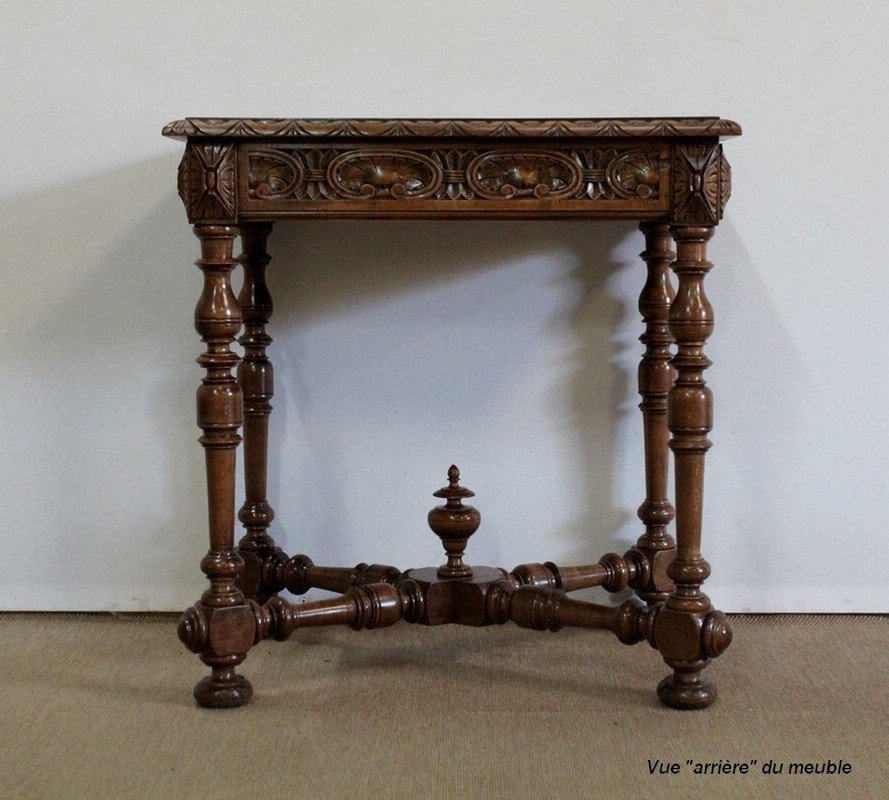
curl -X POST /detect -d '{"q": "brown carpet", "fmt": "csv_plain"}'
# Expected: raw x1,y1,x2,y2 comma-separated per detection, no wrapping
0,614,885,799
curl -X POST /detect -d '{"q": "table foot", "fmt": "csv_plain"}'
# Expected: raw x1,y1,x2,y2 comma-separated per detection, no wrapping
194,671,253,709
657,671,716,710
178,599,260,708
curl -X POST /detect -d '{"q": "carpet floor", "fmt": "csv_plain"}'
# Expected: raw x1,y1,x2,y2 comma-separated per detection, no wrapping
0,613,885,799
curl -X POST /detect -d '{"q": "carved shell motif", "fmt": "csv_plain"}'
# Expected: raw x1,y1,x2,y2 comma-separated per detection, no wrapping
247,149,303,199
467,150,582,199
605,149,661,199
328,149,443,199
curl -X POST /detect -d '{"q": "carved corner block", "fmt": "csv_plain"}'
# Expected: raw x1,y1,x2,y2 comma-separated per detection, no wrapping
670,142,731,225
178,141,237,223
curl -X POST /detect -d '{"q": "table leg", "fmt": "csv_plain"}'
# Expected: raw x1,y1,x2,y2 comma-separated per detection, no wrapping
236,222,284,603
628,222,677,604
655,224,732,709
178,223,256,708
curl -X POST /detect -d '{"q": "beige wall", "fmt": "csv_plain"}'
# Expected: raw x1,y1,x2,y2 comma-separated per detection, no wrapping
1,1,886,611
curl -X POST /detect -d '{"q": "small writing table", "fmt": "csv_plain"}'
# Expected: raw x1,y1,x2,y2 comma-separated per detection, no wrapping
163,117,740,709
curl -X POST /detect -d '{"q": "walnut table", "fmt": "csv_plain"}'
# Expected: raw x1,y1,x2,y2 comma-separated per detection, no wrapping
163,117,740,710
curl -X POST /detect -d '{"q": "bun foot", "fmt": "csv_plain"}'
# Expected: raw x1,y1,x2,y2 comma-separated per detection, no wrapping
656,672,716,710
193,672,253,709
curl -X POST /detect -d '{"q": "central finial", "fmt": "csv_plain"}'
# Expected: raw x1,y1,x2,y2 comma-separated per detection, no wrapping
428,465,481,578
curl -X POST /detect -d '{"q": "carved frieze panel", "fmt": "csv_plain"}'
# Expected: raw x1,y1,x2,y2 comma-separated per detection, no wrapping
178,142,236,222
241,144,668,210
671,143,730,225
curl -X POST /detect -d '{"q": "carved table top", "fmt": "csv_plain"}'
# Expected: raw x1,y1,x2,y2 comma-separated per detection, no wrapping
164,117,740,224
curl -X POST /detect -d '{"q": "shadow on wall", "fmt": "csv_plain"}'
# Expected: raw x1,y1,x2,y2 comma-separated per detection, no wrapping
0,154,802,611
704,219,811,607
264,219,636,589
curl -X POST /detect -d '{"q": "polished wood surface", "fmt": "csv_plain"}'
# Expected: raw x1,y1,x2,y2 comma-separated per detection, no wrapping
235,222,283,605
167,117,740,710
181,224,253,708
629,222,677,603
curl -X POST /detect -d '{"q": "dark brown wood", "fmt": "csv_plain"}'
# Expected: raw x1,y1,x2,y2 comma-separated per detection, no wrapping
268,555,404,595
655,225,731,709
486,582,654,644
401,566,509,626
234,142,670,219
256,582,424,640
163,117,742,140
177,224,256,709
508,554,637,593
627,222,677,603
166,117,737,223
428,465,481,578
166,117,739,710
235,222,284,604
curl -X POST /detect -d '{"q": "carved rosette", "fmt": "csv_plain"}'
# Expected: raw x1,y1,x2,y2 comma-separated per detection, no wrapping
671,143,730,224
178,142,236,222
328,149,443,199
466,150,582,199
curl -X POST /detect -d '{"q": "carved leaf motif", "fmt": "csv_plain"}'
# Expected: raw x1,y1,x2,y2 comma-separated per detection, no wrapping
297,149,338,200
467,151,582,199
442,149,476,200
327,150,443,199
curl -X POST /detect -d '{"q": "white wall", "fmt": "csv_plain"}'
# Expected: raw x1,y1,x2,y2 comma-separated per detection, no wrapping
1,1,886,612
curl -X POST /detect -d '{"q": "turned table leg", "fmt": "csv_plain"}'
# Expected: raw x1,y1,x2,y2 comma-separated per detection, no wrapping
177,223,258,708
236,222,285,603
654,224,731,709
628,222,677,603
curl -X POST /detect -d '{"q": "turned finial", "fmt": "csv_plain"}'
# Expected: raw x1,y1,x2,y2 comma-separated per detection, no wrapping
428,465,481,578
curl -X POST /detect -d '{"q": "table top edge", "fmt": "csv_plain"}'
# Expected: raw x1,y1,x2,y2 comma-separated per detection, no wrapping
161,117,742,141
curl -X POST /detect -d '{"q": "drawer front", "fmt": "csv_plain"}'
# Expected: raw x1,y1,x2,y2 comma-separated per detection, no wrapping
236,141,670,219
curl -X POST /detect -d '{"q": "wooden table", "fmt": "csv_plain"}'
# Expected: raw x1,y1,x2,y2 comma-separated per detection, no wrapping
164,117,740,710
